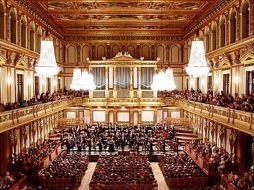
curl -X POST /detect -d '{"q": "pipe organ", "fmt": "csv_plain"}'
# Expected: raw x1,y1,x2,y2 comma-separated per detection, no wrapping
89,52,157,99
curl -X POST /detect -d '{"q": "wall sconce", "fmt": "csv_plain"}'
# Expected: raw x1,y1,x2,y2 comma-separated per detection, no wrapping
7,76,12,85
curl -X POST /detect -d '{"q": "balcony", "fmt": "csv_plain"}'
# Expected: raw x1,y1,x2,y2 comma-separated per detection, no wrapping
0,100,70,133
70,97,176,107
177,99,254,136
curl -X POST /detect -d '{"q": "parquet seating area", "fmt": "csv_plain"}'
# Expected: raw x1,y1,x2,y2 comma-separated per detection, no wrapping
90,155,158,190
158,153,207,187
39,152,89,189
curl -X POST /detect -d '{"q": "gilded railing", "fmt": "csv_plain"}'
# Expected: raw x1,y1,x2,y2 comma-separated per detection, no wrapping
176,98,254,135
0,100,70,133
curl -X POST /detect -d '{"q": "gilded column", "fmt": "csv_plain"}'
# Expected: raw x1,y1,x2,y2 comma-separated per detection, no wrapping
138,66,142,98
129,66,133,98
105,67,109,98
113,67,117,98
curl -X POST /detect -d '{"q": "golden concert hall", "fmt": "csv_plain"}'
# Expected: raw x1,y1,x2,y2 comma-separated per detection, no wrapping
0,0,254,189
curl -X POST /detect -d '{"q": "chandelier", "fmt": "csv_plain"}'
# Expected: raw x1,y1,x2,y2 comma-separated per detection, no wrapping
70,68,82,90
35,0,59,77
185,40,210,77
151,6,176,92
165,68,176,91
185,8,209,77
80,70,96,91
151,68,176,91
35,40,60,77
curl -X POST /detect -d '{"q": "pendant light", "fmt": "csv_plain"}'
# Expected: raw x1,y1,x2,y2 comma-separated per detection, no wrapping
151,3,176,91
35,0,60,77
185,4,209,77
80,15,96,91
70,60,82,90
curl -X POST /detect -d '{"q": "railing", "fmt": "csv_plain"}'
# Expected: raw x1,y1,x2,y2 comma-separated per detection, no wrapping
0,100,70,133
177,98,254,134
70,97,176,106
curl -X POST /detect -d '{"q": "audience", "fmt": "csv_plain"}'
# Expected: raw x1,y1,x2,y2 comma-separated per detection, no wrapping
158,88,254,113
90,155,157,188
39,152,89,185
188,140,231,173
10,140,61,172
228,166,254,190
159,153,205,179
0,88,88,112
0,172,24,190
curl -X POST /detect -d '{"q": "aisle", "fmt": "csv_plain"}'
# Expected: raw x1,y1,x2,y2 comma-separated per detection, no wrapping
79,162,97,190
151,162,169,190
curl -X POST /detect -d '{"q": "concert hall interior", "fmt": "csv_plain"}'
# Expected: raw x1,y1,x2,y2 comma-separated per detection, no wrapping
0,0,254,189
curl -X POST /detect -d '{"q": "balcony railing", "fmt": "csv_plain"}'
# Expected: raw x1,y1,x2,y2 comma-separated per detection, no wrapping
0,100,70,133
177,98,254,135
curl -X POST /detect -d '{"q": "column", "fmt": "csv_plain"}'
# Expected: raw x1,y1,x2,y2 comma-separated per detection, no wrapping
113,67,117,98
105,67,109,98
137,67,142,98
129,66,133,98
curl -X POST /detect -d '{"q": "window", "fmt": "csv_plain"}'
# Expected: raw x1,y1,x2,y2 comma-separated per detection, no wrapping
9,10,17,44
17,74,24,102
242,2,250,39
205,34,210,52
29,24,35,51
230,11,237,43
246,71,254,95
207,76,213,90
21,18,27,48
220,19,226,47
0,2,4,39
34,76,40,95
212,27,217,50
223,74,230,96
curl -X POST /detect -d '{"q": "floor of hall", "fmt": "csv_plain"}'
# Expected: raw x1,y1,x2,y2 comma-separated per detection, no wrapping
78,162,169,190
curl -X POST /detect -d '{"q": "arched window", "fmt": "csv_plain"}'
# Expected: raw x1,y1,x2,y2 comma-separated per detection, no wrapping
205,33,210,52
29,23,35,51
36,28,42,53
230,10,237,43
211,25,217,50
0,1,5,39
220,18,226,47
20,17,27,48
242,2,250,39
9,9,17,44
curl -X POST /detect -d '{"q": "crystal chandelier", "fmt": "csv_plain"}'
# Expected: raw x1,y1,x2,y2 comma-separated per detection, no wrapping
151,6,176,92
165,68,176,91
80,70,96,91
70,68,82,90
35,40,60,77
185,8,209,77
35,0,59,77
185,40,210,77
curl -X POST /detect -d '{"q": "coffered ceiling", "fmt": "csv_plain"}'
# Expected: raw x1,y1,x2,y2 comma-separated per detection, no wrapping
29,0,220,37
